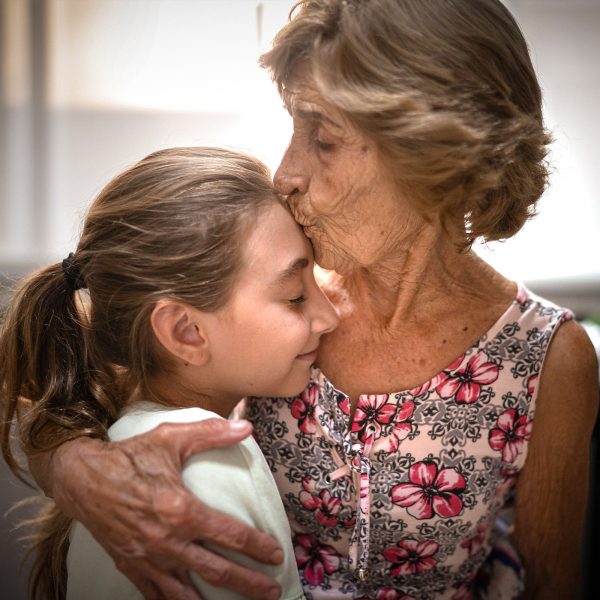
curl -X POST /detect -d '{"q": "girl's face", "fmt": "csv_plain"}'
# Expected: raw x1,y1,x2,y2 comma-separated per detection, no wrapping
203,201,339,400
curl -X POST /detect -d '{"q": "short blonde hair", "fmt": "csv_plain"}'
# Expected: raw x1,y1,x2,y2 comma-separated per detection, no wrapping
261,0,552,247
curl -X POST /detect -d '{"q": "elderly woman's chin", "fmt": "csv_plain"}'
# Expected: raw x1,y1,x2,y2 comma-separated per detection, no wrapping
305,234,340,273
308,231,370,275
314,248,353,275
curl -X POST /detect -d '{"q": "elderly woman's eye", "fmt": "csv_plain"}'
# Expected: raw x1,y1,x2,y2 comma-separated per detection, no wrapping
309,128,336,153
316,139,336,152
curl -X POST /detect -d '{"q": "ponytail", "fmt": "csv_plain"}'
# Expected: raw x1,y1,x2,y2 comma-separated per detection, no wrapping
0,261,117,600
0,146,280,600
1,261,114,460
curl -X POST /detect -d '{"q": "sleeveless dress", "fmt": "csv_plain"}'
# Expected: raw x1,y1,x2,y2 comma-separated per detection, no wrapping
244,285,572,599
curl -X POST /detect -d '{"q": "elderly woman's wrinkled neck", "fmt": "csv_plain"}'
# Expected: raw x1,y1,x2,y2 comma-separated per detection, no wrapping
274,69,504,334
343,234,490,327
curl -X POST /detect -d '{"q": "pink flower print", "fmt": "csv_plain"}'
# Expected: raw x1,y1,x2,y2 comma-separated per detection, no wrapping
351,394,394,442
373,399,415,453
526,373,539,395
338,395,350,416
488,408,532,463
515,286,528,306
409,373,444,398
461,521,487,557
376,589,415,600
294,534,341,586
382,538,439,576
299,477,341,527
437,353,499,404
492,466,518,500
290,383,319,434
391,461,465,519
451,582,474,600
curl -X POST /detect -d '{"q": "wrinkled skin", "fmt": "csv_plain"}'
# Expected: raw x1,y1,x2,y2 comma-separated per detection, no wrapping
36,419,284,600
36,75,599,600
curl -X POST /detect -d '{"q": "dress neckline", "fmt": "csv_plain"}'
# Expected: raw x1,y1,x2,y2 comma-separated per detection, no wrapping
314,281,525,400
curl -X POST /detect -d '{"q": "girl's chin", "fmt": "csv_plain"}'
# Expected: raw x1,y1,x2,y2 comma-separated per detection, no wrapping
275,374,312,398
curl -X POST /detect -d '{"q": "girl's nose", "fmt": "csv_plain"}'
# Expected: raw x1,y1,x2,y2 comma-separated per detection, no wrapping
312,291,340,337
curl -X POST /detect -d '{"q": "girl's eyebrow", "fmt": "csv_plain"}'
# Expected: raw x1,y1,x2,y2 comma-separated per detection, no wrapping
273,257,310,287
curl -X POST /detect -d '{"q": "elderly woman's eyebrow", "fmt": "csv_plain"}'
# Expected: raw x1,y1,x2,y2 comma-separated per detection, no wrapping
273,257,310,286
295,109,341,129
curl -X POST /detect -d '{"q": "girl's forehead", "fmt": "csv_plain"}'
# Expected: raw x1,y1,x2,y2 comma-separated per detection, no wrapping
238,202,311,279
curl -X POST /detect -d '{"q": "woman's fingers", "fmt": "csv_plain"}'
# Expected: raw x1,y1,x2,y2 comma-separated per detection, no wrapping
172,542,282,600
145,491,283,598
49,420,284,598
117,543,282,600
117,558,204,600
119,569,164,600
153,489,284,565
150,418,254,463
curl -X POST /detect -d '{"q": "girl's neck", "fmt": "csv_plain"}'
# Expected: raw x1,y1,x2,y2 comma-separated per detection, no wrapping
127,374,238,419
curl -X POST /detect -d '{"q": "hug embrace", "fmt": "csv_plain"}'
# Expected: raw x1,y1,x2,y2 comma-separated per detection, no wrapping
1,1,598,599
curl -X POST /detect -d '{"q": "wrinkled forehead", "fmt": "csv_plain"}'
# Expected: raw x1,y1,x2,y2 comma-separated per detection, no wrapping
281,64,322,112
282,68,352,133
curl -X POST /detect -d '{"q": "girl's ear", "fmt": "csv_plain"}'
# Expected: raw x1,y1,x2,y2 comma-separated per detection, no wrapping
150,300,209,366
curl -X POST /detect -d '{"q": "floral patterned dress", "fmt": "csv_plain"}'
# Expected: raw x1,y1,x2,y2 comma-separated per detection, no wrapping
244,285,572,599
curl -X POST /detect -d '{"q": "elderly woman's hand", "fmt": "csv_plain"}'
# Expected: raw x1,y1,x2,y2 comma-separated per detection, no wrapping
40,419,284,600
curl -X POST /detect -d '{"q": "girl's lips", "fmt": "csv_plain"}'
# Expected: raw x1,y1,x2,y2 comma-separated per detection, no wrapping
297,348,318,361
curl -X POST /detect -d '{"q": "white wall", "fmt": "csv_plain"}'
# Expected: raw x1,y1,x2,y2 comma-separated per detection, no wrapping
475,0,600,289
1,0,599,301
1,2,599,598
0,0,295,267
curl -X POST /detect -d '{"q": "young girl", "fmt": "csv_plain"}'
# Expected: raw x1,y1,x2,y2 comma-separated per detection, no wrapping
0,146,338,600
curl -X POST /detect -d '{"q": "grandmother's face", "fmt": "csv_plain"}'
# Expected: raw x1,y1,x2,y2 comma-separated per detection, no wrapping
273,75,426,274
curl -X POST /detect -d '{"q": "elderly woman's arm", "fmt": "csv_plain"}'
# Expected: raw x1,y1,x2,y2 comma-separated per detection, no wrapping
29,419,284,600
513,319,599,599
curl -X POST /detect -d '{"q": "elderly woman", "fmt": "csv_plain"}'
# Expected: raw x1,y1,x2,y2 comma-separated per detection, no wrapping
5,0,598,599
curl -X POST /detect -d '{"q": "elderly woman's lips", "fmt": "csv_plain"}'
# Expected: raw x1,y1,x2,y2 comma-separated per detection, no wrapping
292,211,312,227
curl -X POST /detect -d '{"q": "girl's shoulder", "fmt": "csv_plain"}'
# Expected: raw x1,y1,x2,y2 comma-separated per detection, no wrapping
108,402,223,442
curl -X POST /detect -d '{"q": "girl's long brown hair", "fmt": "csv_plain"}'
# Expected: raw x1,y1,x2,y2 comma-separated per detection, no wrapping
0,146,278,599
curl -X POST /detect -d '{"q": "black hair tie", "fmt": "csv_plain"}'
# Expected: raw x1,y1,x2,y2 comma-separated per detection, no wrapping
62,252,86,291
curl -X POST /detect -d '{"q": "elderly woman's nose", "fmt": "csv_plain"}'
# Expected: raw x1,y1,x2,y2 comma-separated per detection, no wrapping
274,165,308,197
274,171,308,196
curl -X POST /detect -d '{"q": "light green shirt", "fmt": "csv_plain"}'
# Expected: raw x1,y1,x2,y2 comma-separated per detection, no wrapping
66,402,305,600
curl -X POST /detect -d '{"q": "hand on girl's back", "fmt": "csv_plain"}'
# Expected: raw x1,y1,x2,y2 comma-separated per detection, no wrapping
53,418,284,600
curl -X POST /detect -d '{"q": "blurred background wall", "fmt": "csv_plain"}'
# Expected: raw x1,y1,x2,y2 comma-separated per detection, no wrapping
0,0,599,598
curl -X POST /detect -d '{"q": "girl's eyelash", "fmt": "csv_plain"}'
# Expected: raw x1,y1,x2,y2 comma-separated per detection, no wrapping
289,295,306,305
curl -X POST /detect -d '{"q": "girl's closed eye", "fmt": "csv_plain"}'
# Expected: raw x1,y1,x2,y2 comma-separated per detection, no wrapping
289,294,306,306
